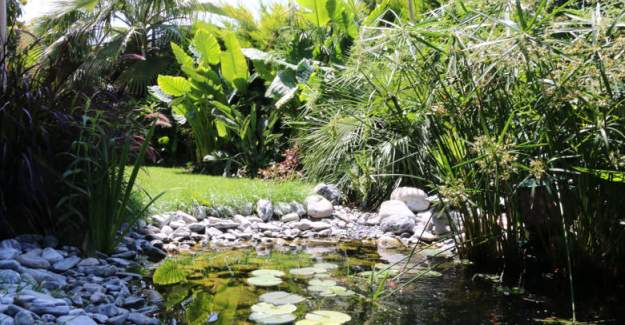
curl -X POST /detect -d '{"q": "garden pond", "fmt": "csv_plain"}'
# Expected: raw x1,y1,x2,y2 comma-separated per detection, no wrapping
147,240,622,324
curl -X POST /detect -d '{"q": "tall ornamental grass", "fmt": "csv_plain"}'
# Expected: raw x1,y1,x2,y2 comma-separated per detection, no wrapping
300,0,625,280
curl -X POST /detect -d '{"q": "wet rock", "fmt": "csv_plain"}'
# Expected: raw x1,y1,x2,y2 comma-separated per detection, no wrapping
390,187,430,212
105,312,128,325
313,183,342,204
377,235,404,249
0,314,13,325
304,195,333,219
122,296,145,309
290,201,306,217
141,245,166,262
256,199,274,222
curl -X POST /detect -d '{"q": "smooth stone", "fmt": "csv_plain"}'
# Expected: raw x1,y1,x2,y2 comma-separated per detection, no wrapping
304,195,333,219
313,183,342,204
13,311,33,325
151,215,169,227
390,187,430,212
0,240,21,251
77,258,99,267
57,315,97,325
257,223,281,232
273,202,293,217
41,248,63,263
380,214,416,235
310,221,331,231
20,267,67,287
0,314,13,325
290,201,306,217
16,255,50,269
127,312,159,325
168,220,185,230
122,296,144,309
105,312,128,325
280,213,300,223
188,223,205,234
256,199,274,222
379,200,415,220
0,249,20,260
0,260,23,272
175,211,197,224
160,226,174,236
0,270,20,285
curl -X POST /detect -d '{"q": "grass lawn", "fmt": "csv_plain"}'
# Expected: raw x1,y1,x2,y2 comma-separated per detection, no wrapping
133,167,314,212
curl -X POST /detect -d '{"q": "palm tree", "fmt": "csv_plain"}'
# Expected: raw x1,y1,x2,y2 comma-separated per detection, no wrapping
34,0,210,95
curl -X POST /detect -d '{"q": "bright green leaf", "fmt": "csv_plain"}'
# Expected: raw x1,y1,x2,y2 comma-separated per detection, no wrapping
220,31,249,92
157,75,192,97
192,29,221,66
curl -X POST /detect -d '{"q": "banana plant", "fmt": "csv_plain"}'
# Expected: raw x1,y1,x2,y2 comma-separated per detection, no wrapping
151,27,283,175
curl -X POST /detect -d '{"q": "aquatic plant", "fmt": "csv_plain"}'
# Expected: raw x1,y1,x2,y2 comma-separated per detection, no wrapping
259,291,306,305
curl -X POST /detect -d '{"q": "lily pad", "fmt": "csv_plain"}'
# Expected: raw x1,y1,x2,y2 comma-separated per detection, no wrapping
249,312,297,325
303,310,351,324
289,267,327,276
251,302,297,315
308,284,355,297
251,269,286,277
313,262,338,271
247,276,283,287
259,291,306,305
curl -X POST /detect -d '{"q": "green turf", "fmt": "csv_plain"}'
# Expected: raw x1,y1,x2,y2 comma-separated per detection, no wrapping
133,167,313,212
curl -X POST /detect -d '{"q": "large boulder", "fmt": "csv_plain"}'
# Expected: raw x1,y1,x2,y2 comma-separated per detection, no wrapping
304,195,333,219
313,183,342,204
378,200,416,234
390,187,430,212
256,199,274,222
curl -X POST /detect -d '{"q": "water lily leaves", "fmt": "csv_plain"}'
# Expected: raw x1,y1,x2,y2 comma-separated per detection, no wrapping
247,276,283,287
313,262,338,271
301,310,351,324
259,291,306,305
250,303,297,325
252,302,297,314
289,267,327,276
309,285,355,297
251,269,286,277
250,312,297,325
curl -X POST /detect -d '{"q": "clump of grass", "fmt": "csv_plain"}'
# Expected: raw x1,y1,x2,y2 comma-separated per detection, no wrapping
133,167,313,212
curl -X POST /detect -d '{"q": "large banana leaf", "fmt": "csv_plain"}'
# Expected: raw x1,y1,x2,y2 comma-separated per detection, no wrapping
192,29,221,66
220,31,249,93
171,42,194,68
157,75,192,97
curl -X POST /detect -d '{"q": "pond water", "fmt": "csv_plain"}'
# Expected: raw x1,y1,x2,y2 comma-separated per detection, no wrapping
149,240,621,325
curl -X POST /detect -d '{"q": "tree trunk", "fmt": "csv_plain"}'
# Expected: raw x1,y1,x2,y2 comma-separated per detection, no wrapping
0,0,6,90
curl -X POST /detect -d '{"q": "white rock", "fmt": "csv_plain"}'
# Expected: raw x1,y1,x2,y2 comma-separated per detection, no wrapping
378,200,415,220
176,211,197,224
304,195,333,219
310,221,331,231
160,225,174,236
168,220,186,230
390,187,430,212
380,215,416,234
280,213,300,223
151,214,169,227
